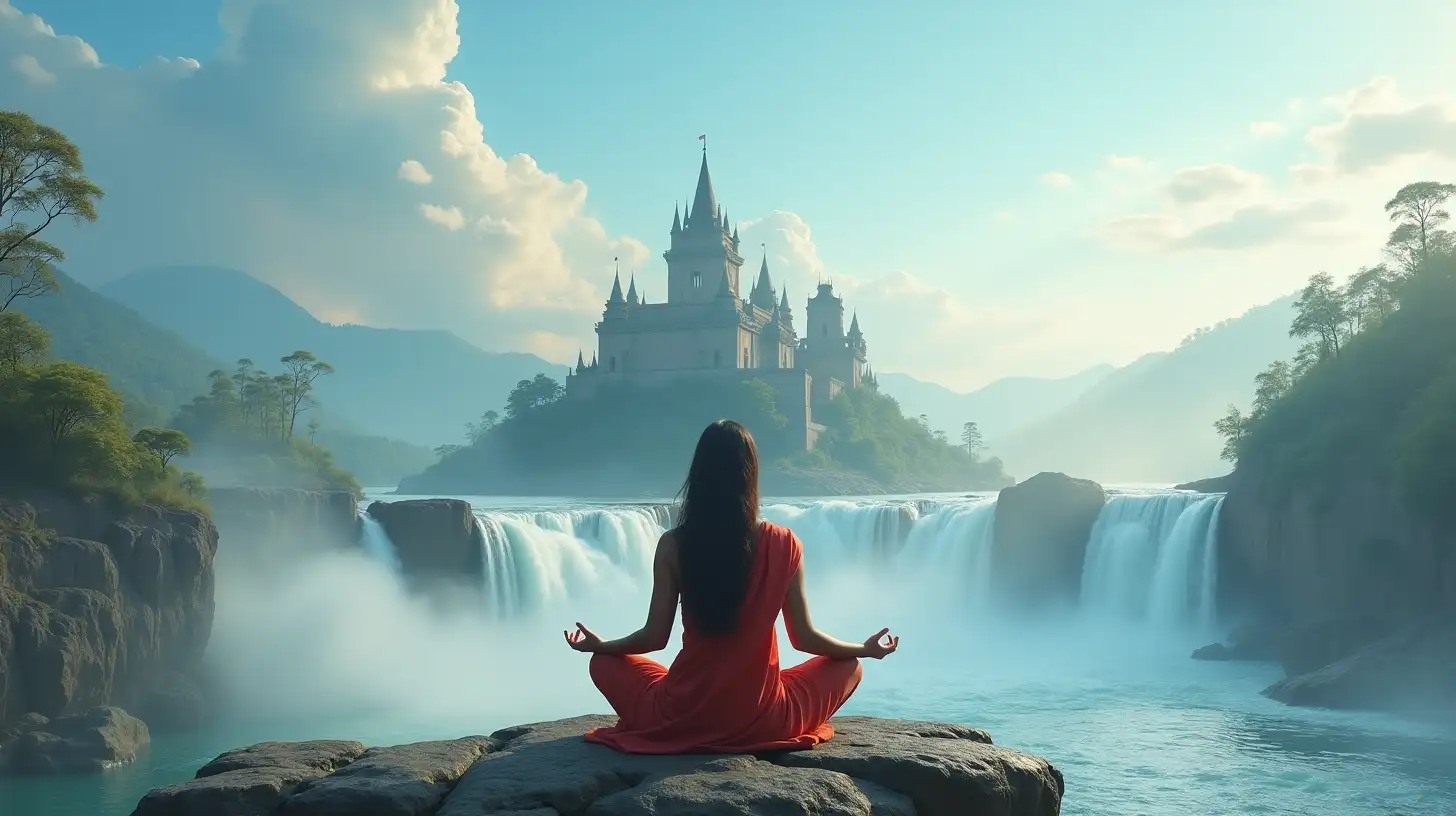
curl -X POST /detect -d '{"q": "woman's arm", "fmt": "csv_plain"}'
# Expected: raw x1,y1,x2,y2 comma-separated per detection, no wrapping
591,532,680,655
782,563,877,659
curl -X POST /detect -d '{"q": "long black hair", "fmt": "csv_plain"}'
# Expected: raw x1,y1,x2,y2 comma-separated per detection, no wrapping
675,419,760,636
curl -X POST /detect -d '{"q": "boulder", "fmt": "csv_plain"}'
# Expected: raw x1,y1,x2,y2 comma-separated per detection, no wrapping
132,739,368,816
4,706,149,774
367,500,483,586
0,497,217,728
1263,620,1456,713
992,472,1106,610
132,715,1065,816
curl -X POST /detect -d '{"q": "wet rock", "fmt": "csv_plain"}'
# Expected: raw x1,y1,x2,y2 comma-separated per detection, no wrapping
6,706,149,774
993,472,1106,610
366,499,483,586
1264,620,1456,713
133,715,1064,815
131,739,367,816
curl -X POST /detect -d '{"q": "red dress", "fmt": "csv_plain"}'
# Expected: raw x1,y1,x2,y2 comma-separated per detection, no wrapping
584,521,863,754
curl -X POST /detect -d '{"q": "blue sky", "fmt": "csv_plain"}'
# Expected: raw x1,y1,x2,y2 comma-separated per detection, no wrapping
4,0,1455,389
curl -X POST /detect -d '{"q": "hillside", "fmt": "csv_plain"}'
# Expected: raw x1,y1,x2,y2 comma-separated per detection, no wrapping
13,268,223,413
990,294,1302,483
100,266,557,447
878,365,1113,440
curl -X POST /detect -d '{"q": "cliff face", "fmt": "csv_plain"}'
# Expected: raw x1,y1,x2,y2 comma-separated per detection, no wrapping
0,495,217,728
208,488,360,560
1218,470,1456,625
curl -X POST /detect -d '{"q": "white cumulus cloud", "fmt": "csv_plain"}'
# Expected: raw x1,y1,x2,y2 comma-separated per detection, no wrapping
0,0,647,361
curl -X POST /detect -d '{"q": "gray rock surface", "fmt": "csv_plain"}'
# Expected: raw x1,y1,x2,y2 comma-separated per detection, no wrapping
992,472,1106,610
132,715,1064,816
3,706,149,774
132,739,367,816
367,499,484,587
1263,620,1456,712
0,496,217,727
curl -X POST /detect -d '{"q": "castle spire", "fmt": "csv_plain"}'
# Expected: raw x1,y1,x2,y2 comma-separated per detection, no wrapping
751,249,775,310
626,274,639,305
671,203,681,234
576,350,585,373
848,311,863,337
689,150,717,228
607,258,625,305
715,267,736,301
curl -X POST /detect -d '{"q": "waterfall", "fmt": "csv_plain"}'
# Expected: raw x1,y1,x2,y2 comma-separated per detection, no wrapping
358,514,401,573
1080,492,1225,627
897,500,998,605
761,500,922,566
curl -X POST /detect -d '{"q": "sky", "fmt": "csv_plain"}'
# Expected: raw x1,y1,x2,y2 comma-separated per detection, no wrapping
2,0,1454,391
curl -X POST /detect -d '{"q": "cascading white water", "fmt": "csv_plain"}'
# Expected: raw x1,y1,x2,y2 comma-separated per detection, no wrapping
896,500,998,605
762,501,922,566
358,514,402,573
1080,492,1225,627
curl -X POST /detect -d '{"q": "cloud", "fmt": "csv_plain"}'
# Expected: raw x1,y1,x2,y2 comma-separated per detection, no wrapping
0,0,648,360
1040,171,1074,189
1306,76,1456,174
398,159,432,184
11,53,53,84
1249,121,1286,138
1165,164,1263,206
1098,201,1350,252
736,210,827,297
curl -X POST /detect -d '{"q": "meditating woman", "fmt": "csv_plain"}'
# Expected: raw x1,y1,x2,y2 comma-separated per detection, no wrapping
564,419,898,754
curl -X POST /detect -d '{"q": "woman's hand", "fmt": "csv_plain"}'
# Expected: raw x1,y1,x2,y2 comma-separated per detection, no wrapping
563,622,603,653
861,628,899,659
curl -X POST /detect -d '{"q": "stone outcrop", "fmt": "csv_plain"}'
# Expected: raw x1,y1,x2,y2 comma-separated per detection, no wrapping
0,496,217,731
133,715,1065,816
1172,474,1231,493
1,706,149,774
367,499,483,586
992,472,1106,610
1262,620,1456,712
208,488,360,563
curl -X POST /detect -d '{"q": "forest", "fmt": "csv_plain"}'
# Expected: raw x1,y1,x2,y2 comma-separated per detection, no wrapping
410,369,1009,496
1214,181,1456,525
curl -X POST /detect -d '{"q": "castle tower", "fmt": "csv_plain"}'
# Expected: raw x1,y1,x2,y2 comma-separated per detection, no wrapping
805,282,845,343
750,253,776,312
663,150,744,305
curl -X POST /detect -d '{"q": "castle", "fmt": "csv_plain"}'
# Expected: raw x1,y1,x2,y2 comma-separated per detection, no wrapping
566,149,875,450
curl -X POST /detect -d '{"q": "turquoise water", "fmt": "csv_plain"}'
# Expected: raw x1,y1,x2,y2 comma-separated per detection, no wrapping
3,494,1454,815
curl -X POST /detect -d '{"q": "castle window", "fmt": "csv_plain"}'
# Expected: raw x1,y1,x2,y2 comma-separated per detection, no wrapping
692,272,703,289
609,356,616,373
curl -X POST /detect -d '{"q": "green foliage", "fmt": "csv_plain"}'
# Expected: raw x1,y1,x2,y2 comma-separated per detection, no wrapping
0,110,105,312
169,356,360,495
134,426,191,467
409,369,1010,495
1234,247,1456,523
0,310,48,372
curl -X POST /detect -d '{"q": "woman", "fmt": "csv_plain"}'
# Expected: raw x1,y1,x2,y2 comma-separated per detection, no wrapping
564,419,898,754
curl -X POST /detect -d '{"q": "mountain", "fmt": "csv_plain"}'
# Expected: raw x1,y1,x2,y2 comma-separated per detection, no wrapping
100,266,557,448
13,268,223,414
989,294,1302,484
878,365,1114,440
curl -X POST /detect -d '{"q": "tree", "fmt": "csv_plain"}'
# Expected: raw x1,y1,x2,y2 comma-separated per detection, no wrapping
21,361,124,450
0,110,105,311
504,374,564,419
133,426,191,468
1290,272,1349,369
279,350,334,440
466,409,500,444
0,310,49,372
1250,360,1293,421
915,414,930,433
307,416,321,442
1384,181,1456,265
960,421,984,459
1213,404,1246,463
1343,264,1401,332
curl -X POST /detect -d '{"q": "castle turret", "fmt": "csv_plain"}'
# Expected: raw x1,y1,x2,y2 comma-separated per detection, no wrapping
605,270,627,319
688,152,717,230
626,274,639,306
671,204,681,235
664,147,743,305
778,288,794,332
848,311,866,355
575,351,586,373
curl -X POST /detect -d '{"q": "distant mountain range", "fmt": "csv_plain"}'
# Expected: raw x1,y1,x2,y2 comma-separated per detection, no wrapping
99,266,557,447
878,365,1115,441
987,295,1302,484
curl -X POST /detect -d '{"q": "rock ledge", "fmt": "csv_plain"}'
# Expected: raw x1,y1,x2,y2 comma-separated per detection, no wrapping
132,715,1064,816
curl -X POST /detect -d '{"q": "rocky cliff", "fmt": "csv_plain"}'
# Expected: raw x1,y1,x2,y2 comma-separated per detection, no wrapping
0,495,217,730
208,487,360,564
132,715,1064,816
992,472,1106,611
